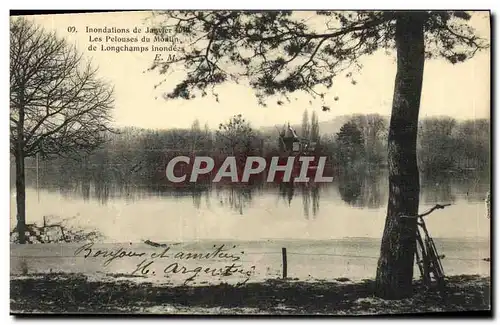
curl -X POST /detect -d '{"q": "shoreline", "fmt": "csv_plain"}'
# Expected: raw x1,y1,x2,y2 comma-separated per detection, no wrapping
10,273,491,315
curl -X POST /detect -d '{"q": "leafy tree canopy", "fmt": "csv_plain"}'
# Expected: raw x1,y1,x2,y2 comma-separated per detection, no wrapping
149,11,488,105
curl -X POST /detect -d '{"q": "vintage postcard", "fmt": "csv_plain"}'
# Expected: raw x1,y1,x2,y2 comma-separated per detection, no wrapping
9,10,491,315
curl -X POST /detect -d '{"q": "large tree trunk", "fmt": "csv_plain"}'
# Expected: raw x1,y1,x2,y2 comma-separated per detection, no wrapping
15,92,27,244
15,150,27,244
375,13,425,299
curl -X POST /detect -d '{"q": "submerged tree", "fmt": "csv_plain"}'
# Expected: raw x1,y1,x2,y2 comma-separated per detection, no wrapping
349,114,387,165
148,10,488,299
190,119,202,152
336,121,365,165
10,18,114,244
301,109,310,139
418,117,458,173
215,114,254,155
310,111,320,143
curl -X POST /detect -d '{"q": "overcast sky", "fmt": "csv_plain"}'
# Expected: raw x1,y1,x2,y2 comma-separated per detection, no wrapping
26,11,490,130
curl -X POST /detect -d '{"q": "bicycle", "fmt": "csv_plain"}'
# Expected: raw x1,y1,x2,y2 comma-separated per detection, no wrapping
402,203,451,287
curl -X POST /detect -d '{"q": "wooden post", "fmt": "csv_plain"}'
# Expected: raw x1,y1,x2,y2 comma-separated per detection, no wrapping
282,247,287,279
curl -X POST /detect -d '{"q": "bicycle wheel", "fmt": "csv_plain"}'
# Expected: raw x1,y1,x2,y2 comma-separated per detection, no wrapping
425,236,445,281
416,230,431,285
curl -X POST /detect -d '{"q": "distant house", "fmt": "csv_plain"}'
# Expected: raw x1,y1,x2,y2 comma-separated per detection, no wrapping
279,123,316,154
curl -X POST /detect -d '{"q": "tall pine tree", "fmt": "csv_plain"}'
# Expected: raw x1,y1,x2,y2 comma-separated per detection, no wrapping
149,10,488,299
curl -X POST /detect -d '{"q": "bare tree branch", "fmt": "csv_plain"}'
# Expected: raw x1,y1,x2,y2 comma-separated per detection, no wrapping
10,17,115,160
146,10,487,105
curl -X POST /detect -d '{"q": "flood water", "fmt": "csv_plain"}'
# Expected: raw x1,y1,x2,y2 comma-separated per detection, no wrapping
10,169,491,242
10,169,491,281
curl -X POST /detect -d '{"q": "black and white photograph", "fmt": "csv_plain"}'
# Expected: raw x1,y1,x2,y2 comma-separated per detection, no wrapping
9,9,491,315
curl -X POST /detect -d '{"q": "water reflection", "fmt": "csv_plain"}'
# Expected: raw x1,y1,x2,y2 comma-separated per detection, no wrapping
279,182,295,206
337,170,386,209
216,186,253,215
338,172,362,206
302,185,320,219
421,174,456,204
19,161,490,219
278,182,321,218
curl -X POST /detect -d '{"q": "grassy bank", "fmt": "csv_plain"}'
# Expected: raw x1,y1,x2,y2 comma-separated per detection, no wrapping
10,273,490,315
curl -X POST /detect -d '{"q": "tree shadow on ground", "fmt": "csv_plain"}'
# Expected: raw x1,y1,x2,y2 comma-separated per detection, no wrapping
11,274,490,315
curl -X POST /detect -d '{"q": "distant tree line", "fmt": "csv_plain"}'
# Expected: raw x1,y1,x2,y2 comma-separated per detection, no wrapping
321,114,388,171
21,113,489,193
322,115,489,174
417,117,489,174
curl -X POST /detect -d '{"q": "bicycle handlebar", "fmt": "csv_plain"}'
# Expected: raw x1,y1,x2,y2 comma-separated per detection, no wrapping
418,204,452,218
400,204,451,219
